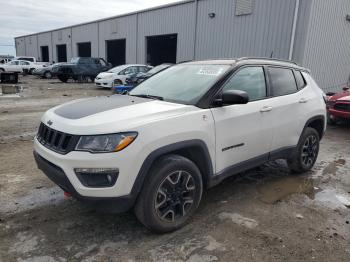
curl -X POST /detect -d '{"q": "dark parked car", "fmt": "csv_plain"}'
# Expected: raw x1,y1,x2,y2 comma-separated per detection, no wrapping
52,57,112,82
125,63,173,86
32,63,62,79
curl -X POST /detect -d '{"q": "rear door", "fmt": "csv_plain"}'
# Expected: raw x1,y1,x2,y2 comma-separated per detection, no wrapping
264,67,304,152
211,66,274,173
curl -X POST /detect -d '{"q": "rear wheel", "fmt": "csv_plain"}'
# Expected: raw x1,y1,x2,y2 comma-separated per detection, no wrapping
44,71,52,79
288,127,320,173
134,155,203,233
58,75,69,83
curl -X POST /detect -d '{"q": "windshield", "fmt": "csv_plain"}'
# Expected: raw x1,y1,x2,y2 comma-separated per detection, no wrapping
147,64,171,74
108,65,125,73
70,57,79,64
129,64,230,105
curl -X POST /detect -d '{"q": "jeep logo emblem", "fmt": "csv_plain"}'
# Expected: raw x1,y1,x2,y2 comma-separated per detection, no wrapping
47,120,53,126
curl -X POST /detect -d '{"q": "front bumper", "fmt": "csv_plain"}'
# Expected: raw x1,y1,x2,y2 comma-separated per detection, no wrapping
328,108,350,119
95,78,113,88
33,150,135,213
33,136,144,198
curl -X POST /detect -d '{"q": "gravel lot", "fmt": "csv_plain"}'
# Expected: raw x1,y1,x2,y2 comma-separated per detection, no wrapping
0,76,350,262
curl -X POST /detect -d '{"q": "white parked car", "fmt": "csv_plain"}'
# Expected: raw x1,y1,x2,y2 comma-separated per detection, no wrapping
34,58,326,233
95,64,152,88
0,60,44,74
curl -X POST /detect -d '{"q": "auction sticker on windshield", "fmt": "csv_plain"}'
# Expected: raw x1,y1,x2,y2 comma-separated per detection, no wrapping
197,67,225,76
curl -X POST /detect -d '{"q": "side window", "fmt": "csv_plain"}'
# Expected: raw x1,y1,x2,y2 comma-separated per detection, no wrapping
222,67,267,101
138,66,148,73
294,70,306,89
269,67,298,96
123,66,137,75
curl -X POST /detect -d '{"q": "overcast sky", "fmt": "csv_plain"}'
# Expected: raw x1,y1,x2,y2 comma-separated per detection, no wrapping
0,0,181,56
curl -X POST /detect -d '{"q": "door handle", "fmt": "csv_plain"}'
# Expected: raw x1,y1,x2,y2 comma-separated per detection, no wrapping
299,98,308,103
260,106,273,112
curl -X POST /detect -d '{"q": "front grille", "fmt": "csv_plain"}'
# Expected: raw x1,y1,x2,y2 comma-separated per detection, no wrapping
36,123,79,154
334,103,350,112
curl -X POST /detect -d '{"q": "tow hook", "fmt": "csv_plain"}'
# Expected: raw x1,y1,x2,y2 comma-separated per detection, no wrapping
64,192,71,198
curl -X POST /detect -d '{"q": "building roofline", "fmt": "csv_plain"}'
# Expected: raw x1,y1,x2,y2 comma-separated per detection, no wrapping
14,0,194,39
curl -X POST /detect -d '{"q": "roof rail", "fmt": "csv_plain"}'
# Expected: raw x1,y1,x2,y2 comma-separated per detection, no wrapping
236,57,298,65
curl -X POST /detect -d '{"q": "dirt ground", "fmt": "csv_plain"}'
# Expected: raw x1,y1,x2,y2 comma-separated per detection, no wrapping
0,76,350,262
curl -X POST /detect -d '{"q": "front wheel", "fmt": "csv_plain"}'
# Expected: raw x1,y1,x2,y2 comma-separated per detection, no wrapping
288,127,320,173
134,155,203,233
58,75,69,83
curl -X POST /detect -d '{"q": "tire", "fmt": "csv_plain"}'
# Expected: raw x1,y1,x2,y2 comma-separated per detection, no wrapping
58,75,69,83
114,79,123,86
0,68,4,72
134,154,203,233
44,71,52,79
29,68,35,75
288,127,320,174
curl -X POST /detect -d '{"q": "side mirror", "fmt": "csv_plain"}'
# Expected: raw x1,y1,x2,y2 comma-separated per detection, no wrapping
215,90,249,106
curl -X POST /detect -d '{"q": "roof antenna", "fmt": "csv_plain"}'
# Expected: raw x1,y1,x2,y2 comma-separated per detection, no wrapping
270,51,274,58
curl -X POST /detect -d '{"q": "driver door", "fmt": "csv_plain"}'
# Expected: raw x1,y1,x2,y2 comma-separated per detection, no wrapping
210,66,274,173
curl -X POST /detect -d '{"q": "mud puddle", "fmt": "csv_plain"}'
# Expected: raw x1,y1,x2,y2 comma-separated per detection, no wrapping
258,176,317,204
258,173,350,210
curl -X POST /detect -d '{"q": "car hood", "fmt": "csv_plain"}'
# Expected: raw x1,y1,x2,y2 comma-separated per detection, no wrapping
329,91,350,102
42,95,197,135
55,63,76,67
96,72,116,79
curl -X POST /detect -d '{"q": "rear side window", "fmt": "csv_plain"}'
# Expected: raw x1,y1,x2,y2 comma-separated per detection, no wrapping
223,67,267,101
294,71,306,89
268,67,298,96
138,66,149,73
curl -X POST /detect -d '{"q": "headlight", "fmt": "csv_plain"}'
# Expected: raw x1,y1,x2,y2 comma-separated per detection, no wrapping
75,132,137,153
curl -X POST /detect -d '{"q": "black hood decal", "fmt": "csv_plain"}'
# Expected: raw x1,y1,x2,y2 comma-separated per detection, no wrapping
54,95,151,119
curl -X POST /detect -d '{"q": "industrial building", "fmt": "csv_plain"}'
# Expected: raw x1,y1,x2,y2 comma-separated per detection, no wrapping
15,0,350,92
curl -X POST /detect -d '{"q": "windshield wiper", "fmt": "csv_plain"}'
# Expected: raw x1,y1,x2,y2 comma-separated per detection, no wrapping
131,94,164,100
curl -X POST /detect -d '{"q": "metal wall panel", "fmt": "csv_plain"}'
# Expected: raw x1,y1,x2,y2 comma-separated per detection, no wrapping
24,35,38,59
137,2,196,64
195,0,296,60
71,23,98,57
37,32,53,62
98,15,137,63
291,0,313,64
15,37,26,56
52,28,73,62
302,0,350,92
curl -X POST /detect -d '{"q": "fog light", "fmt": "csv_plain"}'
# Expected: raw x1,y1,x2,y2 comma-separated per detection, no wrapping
74,168,119,188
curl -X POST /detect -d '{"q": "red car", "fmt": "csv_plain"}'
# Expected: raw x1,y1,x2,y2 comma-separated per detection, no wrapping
326,87,350,124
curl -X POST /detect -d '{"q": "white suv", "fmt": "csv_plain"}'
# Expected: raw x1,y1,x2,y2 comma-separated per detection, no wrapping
34,58,326,233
